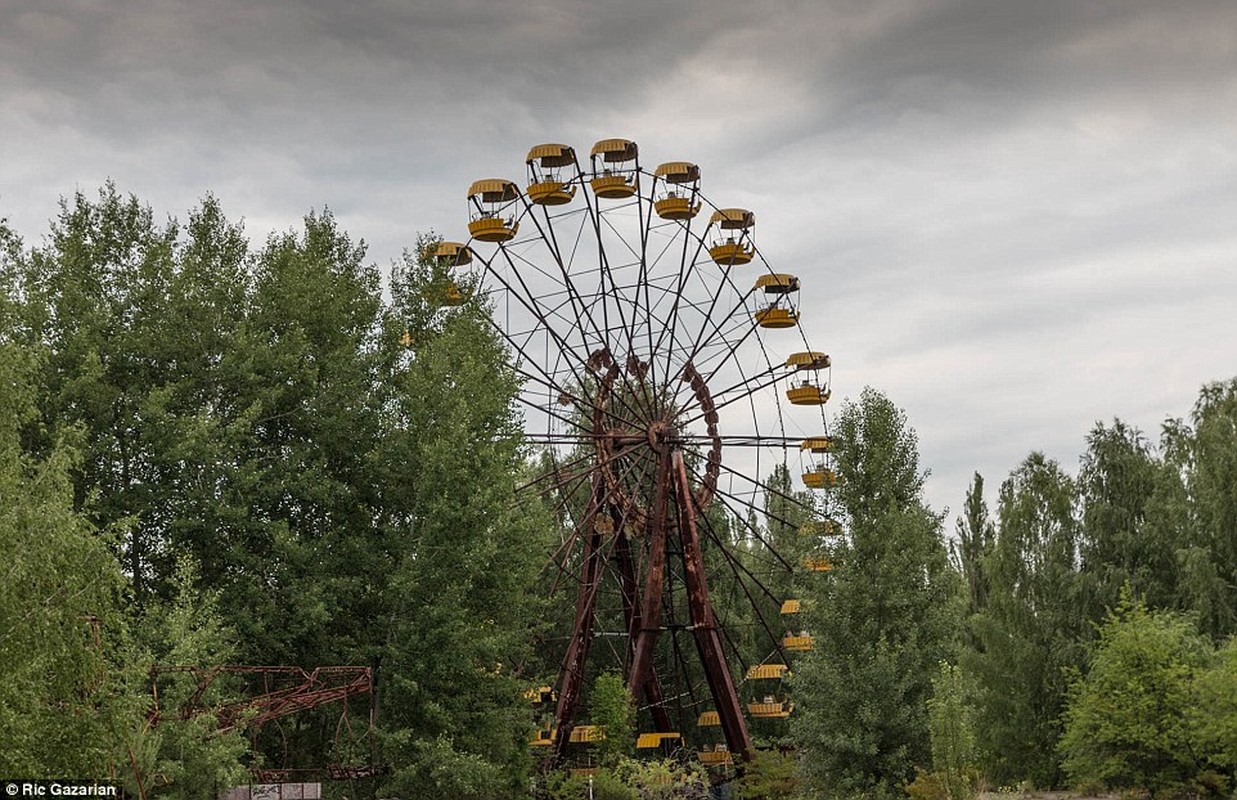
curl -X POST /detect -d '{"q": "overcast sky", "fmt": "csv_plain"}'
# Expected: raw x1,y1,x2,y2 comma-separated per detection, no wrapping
3,0,1236,520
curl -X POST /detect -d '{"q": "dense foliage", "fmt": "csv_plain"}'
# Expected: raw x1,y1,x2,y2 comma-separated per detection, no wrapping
1,189,550,797
1058,592,1232,796
792,388,963,799
5,187,1235,798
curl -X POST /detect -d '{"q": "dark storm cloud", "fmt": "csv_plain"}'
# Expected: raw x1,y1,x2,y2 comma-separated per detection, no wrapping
3,0,1236,515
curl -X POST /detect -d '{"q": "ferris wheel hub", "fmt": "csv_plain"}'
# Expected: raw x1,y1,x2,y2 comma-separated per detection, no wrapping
646,419,675,453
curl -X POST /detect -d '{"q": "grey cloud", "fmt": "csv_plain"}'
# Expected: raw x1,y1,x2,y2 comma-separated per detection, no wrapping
3,0,1236,515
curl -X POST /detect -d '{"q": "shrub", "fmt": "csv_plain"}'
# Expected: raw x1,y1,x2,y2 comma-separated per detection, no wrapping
1058,592,1209,795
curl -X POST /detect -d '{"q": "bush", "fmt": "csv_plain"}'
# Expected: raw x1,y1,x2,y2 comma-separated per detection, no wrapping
736,749,800,800
926,662,979,800
1058,592,1212,796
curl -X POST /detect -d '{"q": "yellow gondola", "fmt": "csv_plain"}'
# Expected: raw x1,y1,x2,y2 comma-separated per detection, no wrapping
426,241,474,307
755,307,800,329
783,634,814,652
746,664,789,681
525,143,578,206
786,381,831,406
569,725,606,743
802,466,839,489
745,664,793,718
636,732,682,750
747,699,794,718
803,555,833,572
697,745,733,765
530,728,555,746
523,685,557,704
780,598,814,650
467,179,520,242
590,138,639,199
708,208,755,265
696,710,721,727
653,161,702,220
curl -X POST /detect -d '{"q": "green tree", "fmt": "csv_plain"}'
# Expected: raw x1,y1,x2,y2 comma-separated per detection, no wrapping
735,749,800,800
1058,592,1211,795
793,387,963,799
1155,380,1237,639
590,672,636,766
968,453,1085,787
1077,421,1173,618
926,662,978,800
125,557,249,798
377,247,552,799
0,340,136,777
952,473,993,617
1194,637,1237,776
16,184,181,600
615,758,711,800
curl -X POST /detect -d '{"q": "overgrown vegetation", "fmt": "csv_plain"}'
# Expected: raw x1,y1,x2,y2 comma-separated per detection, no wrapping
4,187,1235,798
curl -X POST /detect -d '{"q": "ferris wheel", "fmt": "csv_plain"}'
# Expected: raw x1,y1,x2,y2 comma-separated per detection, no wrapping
432,139,838,769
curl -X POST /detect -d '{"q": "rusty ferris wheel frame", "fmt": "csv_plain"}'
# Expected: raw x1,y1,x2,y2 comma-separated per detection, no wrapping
437,139,834,768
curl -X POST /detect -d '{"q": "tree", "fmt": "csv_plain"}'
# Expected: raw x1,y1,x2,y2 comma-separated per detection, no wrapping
952,473,994,617
1058,592,1211,795
1155,380,1237,639
377,246,553,799
926,662,978,800
736,749,800,800
16,184,182,601
1193,637,1237,777
0,339,136,777
967,453,1085,787
793,387,963,799
124,557,249,798
590,672,636,766
1077,421,1173,618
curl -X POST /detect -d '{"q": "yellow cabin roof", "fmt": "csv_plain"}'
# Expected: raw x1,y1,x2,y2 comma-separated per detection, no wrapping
709,208,755,229
432,241,473,265
526,143,576,167
654,161,700,183
467,178,519,202
785,351,831,370
754,273,799,291
746,663,789,681
590,138,638,161
800,436,833,452
697,710,721,727
780,599,802,615
636,732,681,749
569,725,606,743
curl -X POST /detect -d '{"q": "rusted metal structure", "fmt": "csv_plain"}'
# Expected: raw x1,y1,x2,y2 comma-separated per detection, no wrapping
150,666,382,779
439,140,839,771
